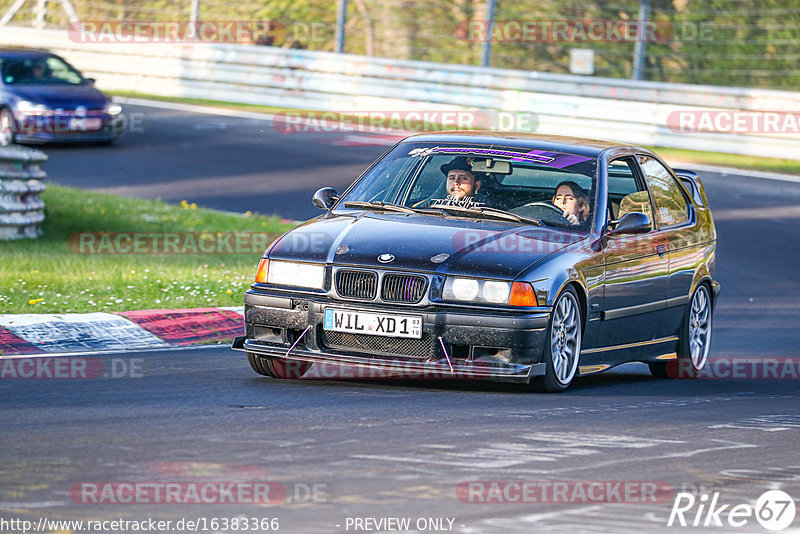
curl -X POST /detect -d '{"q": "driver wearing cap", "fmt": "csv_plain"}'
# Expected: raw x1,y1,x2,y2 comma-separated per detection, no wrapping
441,156,482,200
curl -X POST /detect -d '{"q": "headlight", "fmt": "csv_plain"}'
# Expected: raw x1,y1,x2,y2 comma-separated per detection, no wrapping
105,102,122,115
443,277,538,306
443,277,510,304
16,100,49,114
262,260,325,290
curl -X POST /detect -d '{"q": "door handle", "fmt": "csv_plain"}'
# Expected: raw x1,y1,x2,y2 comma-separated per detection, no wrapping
657,244,667,257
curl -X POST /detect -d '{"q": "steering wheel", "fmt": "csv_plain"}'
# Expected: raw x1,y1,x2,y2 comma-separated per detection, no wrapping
520,201,564,213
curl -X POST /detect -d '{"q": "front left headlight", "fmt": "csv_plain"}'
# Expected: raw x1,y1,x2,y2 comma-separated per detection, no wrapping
443,277,511,304
260,260,325,290
443,277,539,306
16,100,49,114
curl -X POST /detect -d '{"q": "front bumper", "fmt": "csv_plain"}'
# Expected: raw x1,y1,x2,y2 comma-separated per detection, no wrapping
232,289,552,384
13,113,122,144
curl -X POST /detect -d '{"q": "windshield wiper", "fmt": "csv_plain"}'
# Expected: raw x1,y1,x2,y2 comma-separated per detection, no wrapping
343,201,417,214
432,204,542,226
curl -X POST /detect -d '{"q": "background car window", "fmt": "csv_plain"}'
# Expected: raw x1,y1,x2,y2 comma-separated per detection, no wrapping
45,57,83,84
0,57,83,85
639,156,689,227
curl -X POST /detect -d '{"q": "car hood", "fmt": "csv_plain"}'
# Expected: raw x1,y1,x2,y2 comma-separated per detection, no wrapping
269,212,586,279
6,84,109,110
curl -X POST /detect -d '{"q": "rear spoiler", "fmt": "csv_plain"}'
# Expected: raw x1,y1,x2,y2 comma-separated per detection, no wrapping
672,168,710,207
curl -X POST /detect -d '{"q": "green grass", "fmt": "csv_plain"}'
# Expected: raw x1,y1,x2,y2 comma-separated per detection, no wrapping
110,90,313,116
0,185,295,314
646,146,800,176
111,91,800,177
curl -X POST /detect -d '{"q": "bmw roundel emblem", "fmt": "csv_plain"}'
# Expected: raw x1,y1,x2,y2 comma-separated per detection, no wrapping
377,253,395,263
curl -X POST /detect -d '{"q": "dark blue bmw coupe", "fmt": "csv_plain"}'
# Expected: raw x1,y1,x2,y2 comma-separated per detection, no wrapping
0,48,123,146
233,132,719,392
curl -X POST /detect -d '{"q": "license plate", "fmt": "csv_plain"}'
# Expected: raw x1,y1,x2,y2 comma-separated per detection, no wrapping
323,308,422,339
69,117,103,131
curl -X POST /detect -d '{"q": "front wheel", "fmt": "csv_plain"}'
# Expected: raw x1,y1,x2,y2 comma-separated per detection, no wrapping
247,353,312,379
533,287,582,392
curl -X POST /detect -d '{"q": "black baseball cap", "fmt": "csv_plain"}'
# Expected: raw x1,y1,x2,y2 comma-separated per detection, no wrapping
440,157,474,176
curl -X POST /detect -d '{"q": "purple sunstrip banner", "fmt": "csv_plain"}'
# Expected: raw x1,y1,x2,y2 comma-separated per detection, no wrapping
515,150,593,168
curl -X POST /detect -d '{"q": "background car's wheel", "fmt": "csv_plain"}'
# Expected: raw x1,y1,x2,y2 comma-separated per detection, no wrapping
0,108,16,146
649,283,713,379
533,287,582,392
247,352,311,379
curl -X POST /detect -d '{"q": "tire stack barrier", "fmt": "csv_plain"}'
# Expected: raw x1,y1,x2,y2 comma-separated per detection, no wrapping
0,145,47,240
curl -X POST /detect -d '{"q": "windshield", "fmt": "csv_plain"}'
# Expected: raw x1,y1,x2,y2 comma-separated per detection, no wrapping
339,141,598,231
0,56,85,85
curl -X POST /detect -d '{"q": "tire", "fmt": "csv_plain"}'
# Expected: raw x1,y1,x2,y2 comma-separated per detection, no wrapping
533,287,582,392
247,352,311,379
0,108,16,147
650,283,713,379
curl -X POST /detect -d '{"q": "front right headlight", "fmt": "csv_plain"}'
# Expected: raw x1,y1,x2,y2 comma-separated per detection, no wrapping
256,259,325,290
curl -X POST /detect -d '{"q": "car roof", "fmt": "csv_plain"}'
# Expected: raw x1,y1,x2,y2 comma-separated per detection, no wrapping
401,131,640,158
0,48,55,59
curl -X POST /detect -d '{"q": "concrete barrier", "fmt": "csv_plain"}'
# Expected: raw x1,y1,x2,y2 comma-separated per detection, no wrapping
0,144,47,240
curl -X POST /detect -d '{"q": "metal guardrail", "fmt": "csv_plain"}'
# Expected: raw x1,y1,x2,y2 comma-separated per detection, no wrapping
1,26,799,159
0,144,47,240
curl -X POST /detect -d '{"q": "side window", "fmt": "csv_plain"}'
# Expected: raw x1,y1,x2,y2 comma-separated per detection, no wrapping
608,158,653,230
639,156,689,227
46,57,82,84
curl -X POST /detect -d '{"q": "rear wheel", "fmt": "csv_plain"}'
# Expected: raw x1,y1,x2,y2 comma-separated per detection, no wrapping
0,108,16,146
649,283,712,379
247,353,311,379
533,287,582,392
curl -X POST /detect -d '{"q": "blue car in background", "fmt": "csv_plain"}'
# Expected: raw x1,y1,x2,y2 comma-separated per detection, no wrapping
0,48,123,146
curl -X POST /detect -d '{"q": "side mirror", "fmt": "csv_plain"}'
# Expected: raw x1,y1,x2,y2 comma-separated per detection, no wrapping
312,187,338,210
83,77,96,86
607,212,652,236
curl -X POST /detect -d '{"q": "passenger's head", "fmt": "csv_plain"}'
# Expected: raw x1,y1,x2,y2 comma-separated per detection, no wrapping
441,157,481,200
553,181,590,220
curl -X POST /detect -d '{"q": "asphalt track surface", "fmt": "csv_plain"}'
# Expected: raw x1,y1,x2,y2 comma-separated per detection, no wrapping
3,102,800,533
44,103,393,221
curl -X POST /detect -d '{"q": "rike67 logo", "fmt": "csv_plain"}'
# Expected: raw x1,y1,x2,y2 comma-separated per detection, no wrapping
668,490,796,531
